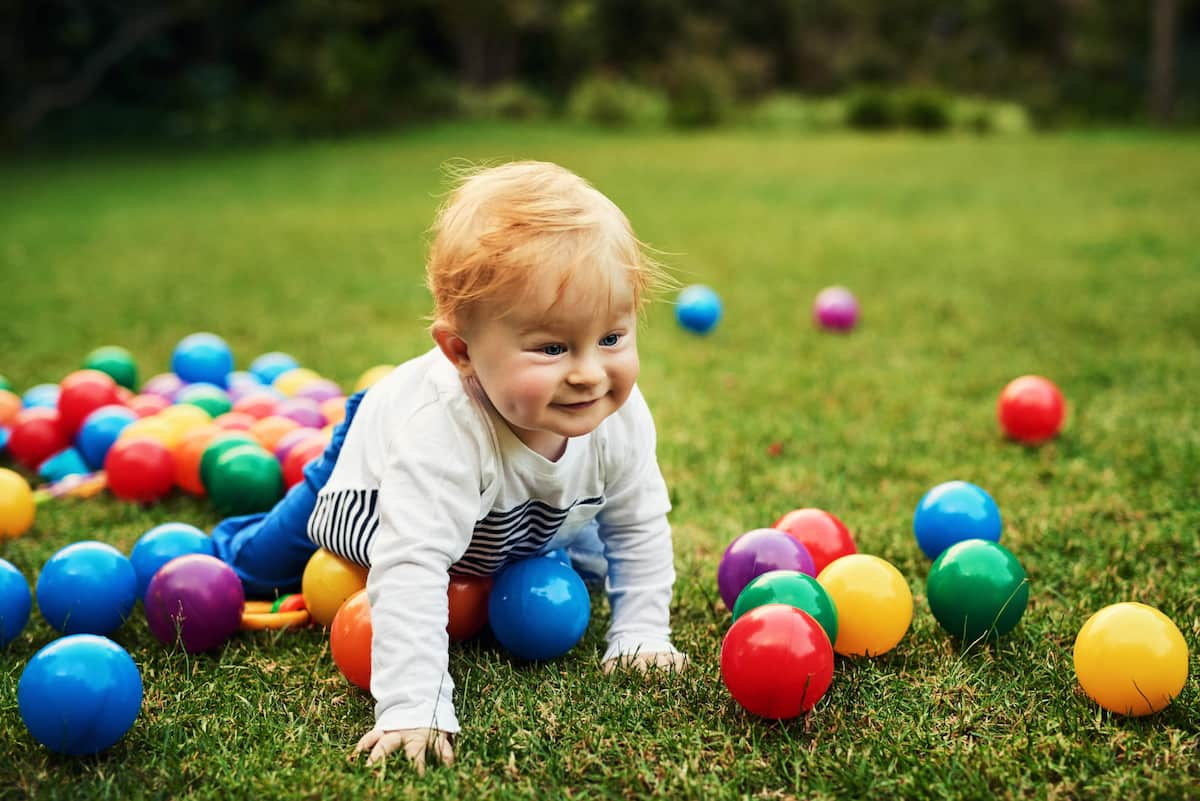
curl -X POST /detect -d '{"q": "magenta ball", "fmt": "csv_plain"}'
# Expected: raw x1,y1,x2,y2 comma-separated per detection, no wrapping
273,427,321,462
144,554,244,653
813,286,859,332
717,528,816,611
141,373,185,401
295,379,344,404
275,397,325,429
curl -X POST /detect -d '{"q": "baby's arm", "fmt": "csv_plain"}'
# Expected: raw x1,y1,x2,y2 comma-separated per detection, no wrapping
350,403,485,769
596,388,686,673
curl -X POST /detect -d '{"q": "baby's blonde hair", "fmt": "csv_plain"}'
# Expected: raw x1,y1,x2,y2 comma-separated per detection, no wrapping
426,160,671,328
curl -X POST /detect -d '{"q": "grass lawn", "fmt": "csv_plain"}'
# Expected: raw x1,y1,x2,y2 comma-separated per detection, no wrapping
1,124,1198,800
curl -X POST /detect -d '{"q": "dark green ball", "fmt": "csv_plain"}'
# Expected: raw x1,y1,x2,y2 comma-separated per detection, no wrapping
199,432,258,491
732,569,838,645
83,346,138,390
207,443,283,516
926,539,1029,644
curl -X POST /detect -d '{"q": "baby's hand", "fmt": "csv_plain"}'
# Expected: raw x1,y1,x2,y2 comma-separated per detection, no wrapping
602,650,689,675
351,727,454,774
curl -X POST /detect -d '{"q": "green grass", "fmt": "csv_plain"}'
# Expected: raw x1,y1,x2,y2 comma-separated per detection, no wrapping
2,124,1198,800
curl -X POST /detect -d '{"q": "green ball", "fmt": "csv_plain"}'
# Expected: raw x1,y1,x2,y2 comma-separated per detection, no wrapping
178,384,232,418
926,539,1029,644
199,432,258,491
732,569,838,645
207,444,283,516
0,374,11,392
83,345,139,390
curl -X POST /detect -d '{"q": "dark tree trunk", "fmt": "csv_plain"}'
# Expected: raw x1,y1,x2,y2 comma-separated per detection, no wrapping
1149,0,1178,124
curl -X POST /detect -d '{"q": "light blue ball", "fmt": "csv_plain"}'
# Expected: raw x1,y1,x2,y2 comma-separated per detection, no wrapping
0,558,32,648
675,285,723,335
76,405,138,470
22,383,60,409
913,481,1003,560
250,352,300,385
172,332,234,388
488,556,590,661
130,522,215,600
18,634,142,755
36,542,137,635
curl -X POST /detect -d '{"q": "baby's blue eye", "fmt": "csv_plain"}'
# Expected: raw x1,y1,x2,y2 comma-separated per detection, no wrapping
600,333,621,347
541,344,566,356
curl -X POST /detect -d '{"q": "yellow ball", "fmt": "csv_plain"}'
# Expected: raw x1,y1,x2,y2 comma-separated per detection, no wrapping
817,554,913,657
273,367,322,398
118,416,178,449
302,548,368,627
156,403,213,438
354,364,394,393
1074,602,1188,716
0,467,35,539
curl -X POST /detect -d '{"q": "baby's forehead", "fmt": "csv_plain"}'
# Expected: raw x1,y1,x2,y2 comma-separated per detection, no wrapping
509,269,635,329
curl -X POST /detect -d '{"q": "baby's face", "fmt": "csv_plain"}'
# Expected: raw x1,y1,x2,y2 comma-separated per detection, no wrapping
464,271,639,458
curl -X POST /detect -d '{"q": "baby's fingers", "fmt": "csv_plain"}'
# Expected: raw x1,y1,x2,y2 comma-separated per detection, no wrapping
351,730,382,759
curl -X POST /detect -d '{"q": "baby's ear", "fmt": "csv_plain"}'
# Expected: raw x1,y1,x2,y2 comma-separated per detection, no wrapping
432,320,474,377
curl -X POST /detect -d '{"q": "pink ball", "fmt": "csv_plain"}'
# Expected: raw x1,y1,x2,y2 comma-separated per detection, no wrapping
813,286,859,332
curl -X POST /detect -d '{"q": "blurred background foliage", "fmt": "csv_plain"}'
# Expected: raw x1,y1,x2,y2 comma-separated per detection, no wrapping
3,0,1198,146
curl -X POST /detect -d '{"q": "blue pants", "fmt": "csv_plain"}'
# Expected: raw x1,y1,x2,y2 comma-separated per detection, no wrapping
211,390,366,598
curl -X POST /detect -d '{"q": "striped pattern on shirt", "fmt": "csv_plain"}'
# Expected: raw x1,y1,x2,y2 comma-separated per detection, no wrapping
308,490,604,574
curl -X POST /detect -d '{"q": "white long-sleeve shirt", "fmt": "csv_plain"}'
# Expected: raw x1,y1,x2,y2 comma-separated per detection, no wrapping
307,348,677,732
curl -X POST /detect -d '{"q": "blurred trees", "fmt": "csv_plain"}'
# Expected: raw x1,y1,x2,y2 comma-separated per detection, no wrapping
3,0,1198,143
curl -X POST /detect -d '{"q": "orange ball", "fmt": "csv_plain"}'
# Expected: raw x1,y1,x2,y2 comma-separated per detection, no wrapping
249,415,300,453
126,393,171,418
173,424,220,495
447,574,493,642
320,396,347,428
213,411,257,432
330,589,372,691
0,389,21,427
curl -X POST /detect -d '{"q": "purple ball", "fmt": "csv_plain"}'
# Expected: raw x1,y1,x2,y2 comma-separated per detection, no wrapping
813,286,859,332
275,397,325,429
144,554,244,653
141,373,185,401
295,379,344,404
273,427,321,463
717,528,816,611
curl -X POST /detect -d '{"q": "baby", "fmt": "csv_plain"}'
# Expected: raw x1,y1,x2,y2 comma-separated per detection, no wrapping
214,160,686,771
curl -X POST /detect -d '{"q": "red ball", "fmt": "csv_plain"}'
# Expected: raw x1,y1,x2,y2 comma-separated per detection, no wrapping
772,508,857,575
8,407,70,470
447,574,492,642
282,436,326,489
105,437,175,503
232,391,280,420
720,604,835,719
998,375,1065,444
58,369,121,438
330,589,372,692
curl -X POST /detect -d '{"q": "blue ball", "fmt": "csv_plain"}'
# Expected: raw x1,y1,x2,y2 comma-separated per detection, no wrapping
22,383,60,409
675,285,723,335
36,542,137,635
130,522,215,600
76,405,137,470
250,352,300,385
172,332,234,388
0,558,32,648
37,447,90,483
913,481,1003,560
488,556,590,661
18,634,142,755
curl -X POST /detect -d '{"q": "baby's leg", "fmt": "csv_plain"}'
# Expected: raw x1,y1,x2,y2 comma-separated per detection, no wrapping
211,389,367,597
564,519,608,586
